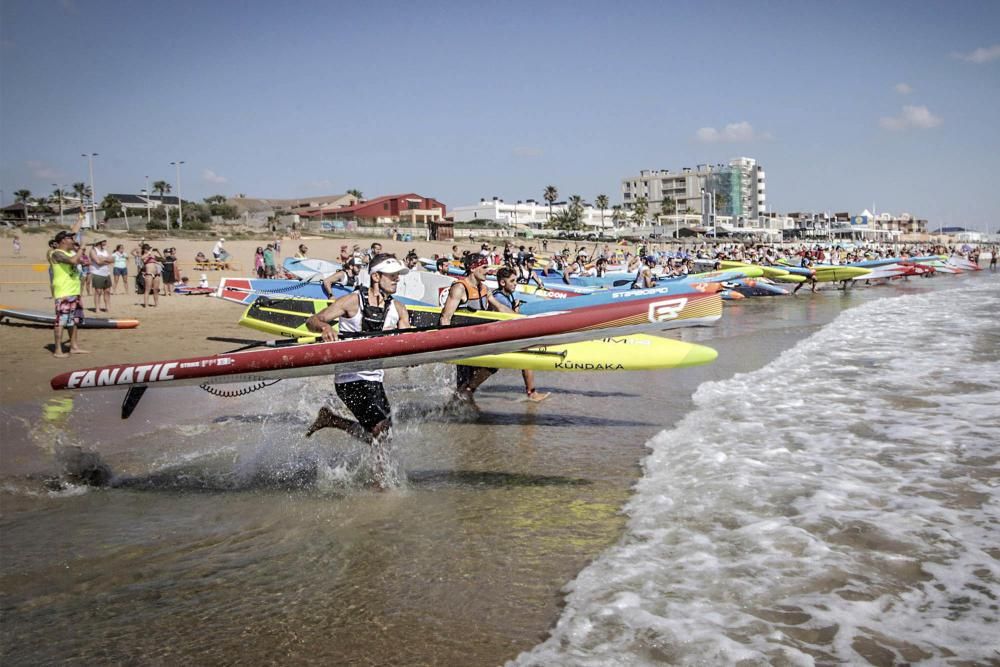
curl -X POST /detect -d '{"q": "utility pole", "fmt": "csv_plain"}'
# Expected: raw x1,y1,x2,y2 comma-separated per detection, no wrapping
170,161,185,229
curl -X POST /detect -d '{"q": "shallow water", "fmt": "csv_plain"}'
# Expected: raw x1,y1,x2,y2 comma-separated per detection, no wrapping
1,275,995,665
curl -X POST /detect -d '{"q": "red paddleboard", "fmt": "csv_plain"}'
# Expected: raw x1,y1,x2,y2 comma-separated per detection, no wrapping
51,291,722,392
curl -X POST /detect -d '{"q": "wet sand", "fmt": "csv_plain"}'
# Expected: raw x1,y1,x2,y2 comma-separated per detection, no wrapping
0,232,971,664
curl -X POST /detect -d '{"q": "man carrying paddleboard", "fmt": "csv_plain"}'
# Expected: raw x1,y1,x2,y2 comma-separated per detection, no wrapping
440,253,509,402
304,254,412,444
493,267,549,402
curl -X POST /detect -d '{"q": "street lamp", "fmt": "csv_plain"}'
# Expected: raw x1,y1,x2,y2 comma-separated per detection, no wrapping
701,188,716,238
145,175,151,224
170,160,185,229
82,153,98,228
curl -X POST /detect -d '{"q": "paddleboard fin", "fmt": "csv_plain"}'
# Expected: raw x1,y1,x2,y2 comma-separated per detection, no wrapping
121,385,147,419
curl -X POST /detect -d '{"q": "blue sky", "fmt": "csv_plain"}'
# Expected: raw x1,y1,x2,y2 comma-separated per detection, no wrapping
2,0,998,230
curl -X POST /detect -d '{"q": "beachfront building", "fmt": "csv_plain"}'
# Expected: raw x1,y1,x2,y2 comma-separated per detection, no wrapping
621,157,767,232
298,193,446,226
449,197,618,230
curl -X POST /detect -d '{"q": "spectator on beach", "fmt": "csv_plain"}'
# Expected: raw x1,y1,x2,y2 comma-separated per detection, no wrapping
12,235,21,256
263,244,277,277
212,238,227,261
435,257,451,276
161,248,178,296
294,244,308,259
140,244,162,308
88,239,113,312
254,247,265,278
49,230,89,358
112,244,129,294
77,243,93,297
404,250,421,272
338,245,352,264
991,252,997,271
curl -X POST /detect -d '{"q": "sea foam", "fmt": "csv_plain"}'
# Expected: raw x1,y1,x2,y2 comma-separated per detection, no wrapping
513,281,1000,666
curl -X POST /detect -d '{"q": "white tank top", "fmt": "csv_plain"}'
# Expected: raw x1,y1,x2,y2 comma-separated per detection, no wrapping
334,290,400,384
90,248,111,276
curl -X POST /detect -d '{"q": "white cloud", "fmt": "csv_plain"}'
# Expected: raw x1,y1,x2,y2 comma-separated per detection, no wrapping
26,160,63,179
894,82,913,94
879,105,943,131
694,121,770,143
952,44,1000,63
202,169,228,184
512,146,543,158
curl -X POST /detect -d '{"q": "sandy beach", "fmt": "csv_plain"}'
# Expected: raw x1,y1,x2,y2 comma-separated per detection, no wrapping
1,229,996,665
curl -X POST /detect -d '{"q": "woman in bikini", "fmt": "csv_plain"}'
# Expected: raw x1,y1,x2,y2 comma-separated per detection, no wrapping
141,244,163,308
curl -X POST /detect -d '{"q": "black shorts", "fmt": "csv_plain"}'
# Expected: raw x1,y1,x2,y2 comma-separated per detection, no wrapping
456,364,498,389
335,380,391,432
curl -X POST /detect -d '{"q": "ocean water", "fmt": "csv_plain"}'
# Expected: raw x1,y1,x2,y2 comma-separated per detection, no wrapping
513,281,1000,665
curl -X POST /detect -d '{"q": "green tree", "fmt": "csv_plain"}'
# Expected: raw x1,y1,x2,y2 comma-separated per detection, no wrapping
660,196,676,218
632,196,649,226
347,189,363,200
204,194,237,218
12,190,33,220
152,180,171,198
567,194,584,222
101,194,123,220
543,185,558,223
611,205,624,228
72,182,91,205
594,194,609,229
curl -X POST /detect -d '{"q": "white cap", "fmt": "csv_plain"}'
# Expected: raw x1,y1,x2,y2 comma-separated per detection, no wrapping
369,258,409,275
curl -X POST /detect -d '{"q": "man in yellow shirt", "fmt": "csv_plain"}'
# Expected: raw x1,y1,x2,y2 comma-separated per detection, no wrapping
49,230,90,358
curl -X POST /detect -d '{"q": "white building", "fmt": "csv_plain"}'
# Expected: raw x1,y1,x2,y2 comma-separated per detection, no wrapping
450,197,619,230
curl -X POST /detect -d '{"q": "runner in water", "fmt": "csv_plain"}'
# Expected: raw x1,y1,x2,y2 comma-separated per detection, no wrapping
492,267,549,402
304,254,412,457
439,253,508,403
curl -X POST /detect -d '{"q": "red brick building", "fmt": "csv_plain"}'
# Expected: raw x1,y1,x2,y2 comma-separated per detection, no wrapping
300,193,446,225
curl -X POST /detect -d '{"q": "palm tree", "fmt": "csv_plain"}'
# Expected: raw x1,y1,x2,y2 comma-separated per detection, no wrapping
33,194,50,214
543,185,558,224
72,182,91,206
611,205,624,228
595,194,609,229
152,180,172,227
13,189,31,220
101,194,123,219
347,189,363,202
633,196,649,226
660,196,676,217
567,195,585,230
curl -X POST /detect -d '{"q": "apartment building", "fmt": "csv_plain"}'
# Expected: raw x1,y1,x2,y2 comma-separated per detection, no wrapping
621,157,766,222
